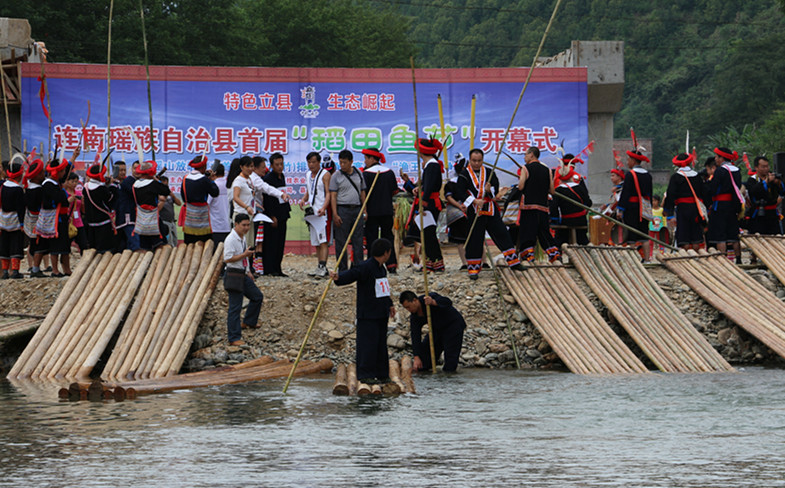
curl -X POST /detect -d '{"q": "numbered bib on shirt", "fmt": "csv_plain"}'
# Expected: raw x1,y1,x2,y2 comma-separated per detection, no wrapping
375,277,391,298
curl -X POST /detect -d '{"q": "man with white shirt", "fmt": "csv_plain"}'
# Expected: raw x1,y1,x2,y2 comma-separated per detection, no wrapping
223,213,263,346
248,155,289,274
181,155,220,244
301,152,332,277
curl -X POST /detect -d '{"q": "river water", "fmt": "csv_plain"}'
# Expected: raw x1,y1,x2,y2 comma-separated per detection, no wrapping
1,367,784,487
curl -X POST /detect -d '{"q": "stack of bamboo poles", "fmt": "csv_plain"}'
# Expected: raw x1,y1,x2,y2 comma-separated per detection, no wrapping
8,249,154,381
332,357,416,396
566,246,734,373
0,314,45,341
498,265,648,374
742,235,785,286
60,357,334,401
102,241,224,382
663,248,785,360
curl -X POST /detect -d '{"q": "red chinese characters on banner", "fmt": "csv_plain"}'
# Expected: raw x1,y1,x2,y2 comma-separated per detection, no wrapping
480,128,506,154
326,92,395,112
237,127,264,154
264,128,288,154
53,124,80,151
213,127,238,153
222,92,293,111
110,127,134,152
83,125,107,152
185,126,211,153
133,126,160,153
506,127,533,154
531,126,559,153
161,126,184,154
480,126,561,154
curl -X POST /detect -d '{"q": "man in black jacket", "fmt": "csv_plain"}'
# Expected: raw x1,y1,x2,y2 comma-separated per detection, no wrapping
262,152,291,276
331,238,396,383
399,290,466,372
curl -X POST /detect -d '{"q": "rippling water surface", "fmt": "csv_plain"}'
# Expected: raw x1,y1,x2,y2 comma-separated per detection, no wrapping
2,367,785,487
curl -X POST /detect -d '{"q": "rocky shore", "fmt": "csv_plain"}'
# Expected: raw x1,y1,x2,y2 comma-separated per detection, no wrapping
2,250,784,375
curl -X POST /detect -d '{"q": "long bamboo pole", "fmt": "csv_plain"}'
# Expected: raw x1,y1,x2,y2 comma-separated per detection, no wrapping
410,56,437,374
464,0,564,249
282,172,382,393
9,249,97,378
437,94,447,163
139,0,155,161
484,245,521,369
469,94,476,149
106,0,114,160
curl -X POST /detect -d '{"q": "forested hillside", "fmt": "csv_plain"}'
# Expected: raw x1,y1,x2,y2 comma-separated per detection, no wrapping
5,0,785,166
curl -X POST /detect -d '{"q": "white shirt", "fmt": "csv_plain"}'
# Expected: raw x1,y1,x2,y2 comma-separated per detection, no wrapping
223,228,248,271
208,176,231,233
305,168,327,209
231,175,254,211
249,172,284,210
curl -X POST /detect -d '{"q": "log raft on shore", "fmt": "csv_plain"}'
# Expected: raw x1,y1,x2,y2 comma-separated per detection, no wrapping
59,356,334,401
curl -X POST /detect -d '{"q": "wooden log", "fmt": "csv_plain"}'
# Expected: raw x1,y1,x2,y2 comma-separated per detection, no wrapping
164,242,225,376
58,387,69,400
33,252,120,379
46,251,136,379
113,386,126,402
388,359,407,392
371,384,382,395
10,249,100,379
135,243,198,379
357,382,371,396
124,244,187,380
151,241,214,378
88,381,104,402
58,252,141,380
75,251,155,381
102,246,169,381
347,363,358,395
332,364,349,395
400,356,416,394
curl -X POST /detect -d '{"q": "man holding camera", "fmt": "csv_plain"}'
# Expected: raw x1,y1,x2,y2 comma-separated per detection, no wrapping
181,155,220,244
223,213,263,346
302,152,332,277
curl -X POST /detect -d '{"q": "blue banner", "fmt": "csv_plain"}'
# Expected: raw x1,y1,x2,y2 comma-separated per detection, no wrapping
21,64,588,196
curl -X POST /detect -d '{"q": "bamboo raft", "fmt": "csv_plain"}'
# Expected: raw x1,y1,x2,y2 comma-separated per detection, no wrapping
565,246,734,373
59,357,334,401
332,357,416,396
498,264,649,375
102,241,224,382
8,249,154,381
741,234,785,286
0,314,45,341
663,248,785,360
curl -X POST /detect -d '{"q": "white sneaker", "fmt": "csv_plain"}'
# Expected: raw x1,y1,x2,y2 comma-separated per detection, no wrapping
316,265,328,277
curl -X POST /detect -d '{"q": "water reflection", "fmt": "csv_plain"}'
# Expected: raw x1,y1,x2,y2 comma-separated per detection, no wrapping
2,369,785,486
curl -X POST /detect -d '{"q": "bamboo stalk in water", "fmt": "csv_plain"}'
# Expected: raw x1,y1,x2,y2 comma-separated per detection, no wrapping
332,364,349,395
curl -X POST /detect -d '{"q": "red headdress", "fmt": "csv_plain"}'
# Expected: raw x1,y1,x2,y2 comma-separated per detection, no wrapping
137,160,158,177
611,150,625,180
361,148,386,164
46,158,69,180
713,147,738,162
189,155,208,169
86,163,108,182
6,161,25,180
414,138,443,156
671,153,694,168
626,150,650,163
25,158,45,184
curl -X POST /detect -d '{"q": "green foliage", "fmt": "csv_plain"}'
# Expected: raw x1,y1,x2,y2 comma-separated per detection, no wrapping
707,104,785,158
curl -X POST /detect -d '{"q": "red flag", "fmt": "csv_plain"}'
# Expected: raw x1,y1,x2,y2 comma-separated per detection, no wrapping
573,140,595,162
630,127,638,150
37,76,51,122
743,152,754,176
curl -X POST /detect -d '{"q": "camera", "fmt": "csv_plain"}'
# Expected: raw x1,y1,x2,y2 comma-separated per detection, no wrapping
303,205,315,217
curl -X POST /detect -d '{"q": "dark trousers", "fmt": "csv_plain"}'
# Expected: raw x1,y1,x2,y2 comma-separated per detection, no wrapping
212,232,229,249
87,223,115,253
418,323,465,372
226,274,263,343
364,214,398,269
554,217,589,247
334,205,364,271
465,214,516,260
518,209,557,251
263,218,288,275
184,233,212,244
0,229,24,259
356,317,390,381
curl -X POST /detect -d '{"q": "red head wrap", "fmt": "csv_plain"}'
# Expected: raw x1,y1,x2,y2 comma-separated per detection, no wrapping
189,155,208,169
87,164,108,182
6,162,25,180
625,150,650,163
713,147,738,161
414,138,443,156
137,160,158,177
46,158,69,180
672,153,694,168
26,159,45,181
361,148,386,164
611,168,626,180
